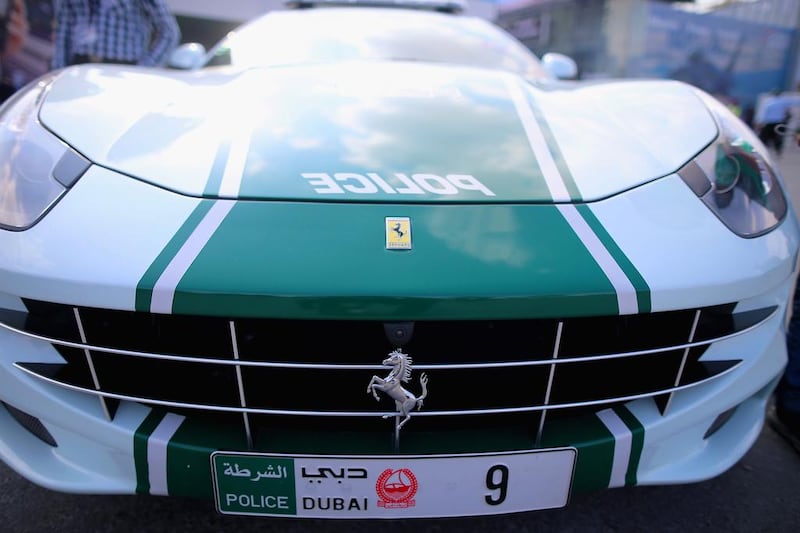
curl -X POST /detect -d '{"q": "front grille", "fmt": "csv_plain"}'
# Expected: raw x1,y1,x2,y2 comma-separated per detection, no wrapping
1,299,764,452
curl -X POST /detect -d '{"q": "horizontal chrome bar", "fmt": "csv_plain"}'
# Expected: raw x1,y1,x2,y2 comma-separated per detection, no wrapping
15,360,741,417
0,306,776,370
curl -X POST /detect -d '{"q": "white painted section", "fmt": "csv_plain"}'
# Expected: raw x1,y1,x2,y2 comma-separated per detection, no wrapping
146,413,186,496
505,76,571,202
151,201,236,313
0,364,153,494
40,68,235,201
589,174,799,313
625,306,790,486
0,166,201,310
558,205,639,314
596,408,632,488
218,122,255,198
534,80,717,201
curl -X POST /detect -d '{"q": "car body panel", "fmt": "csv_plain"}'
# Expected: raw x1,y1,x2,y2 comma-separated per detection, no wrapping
0,166,795,319
0,167,201,311
40,64,716,203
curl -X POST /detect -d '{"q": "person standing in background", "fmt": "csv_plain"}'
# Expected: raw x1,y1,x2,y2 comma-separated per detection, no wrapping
0,0,27,60
51,0,180,69
770,133,800,454
0,0,28,102
754,89,792,158
771,278,800,453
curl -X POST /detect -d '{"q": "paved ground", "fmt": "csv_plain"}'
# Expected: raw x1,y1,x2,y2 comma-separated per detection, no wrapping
2,409,800,532
3,135,800,533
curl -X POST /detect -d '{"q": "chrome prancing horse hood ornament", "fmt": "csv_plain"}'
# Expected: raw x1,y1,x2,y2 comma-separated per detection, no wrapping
367,350,429,430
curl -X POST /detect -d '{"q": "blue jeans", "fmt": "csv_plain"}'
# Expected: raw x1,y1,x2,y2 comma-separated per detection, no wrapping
778,281,800,415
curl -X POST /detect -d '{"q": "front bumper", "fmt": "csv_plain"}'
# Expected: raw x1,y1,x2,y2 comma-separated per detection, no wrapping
0,281,793,517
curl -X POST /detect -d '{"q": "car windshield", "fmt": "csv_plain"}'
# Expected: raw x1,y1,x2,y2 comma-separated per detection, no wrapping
204,7,549,79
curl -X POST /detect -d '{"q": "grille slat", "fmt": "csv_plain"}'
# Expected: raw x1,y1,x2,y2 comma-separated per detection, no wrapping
229,321,254,448
73,308,113,420
12,361,744,417
0,320,765,369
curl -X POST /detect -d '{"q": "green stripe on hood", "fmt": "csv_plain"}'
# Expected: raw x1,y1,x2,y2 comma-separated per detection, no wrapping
525,88,582,201
164,202,623,319
576,204,652,313
135,204,651,320
137,130,651,319
136,201,215,312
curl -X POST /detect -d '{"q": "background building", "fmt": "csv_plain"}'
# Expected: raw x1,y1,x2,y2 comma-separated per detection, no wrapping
496,0,798,119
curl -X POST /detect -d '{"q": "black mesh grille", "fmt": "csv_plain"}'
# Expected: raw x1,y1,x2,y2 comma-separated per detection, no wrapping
2,299,764,452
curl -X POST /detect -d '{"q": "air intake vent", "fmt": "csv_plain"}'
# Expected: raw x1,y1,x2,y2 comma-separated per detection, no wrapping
2,402,58,447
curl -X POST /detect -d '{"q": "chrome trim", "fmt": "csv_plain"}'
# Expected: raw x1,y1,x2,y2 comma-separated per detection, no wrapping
229,321,253,449
0,306,778,370
14,359,742,417
73,308,112,421
536,320,562,446
662,309,702,415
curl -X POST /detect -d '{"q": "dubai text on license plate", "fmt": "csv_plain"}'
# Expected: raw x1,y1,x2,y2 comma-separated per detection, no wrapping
211,448,576,518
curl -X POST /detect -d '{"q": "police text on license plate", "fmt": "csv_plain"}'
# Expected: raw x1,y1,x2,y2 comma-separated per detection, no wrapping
211,449,576,518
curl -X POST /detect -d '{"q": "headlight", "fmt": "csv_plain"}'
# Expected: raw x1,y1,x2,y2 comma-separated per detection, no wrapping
679,91,787,238
0,75,90,231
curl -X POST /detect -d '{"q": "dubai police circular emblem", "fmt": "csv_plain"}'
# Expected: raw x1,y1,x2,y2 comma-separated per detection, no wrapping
375,468,419,509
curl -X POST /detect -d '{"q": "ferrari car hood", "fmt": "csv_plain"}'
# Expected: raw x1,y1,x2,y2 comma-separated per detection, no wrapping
39,62,718,203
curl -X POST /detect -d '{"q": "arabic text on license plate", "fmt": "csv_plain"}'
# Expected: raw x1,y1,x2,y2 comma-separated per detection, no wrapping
211,449,576,518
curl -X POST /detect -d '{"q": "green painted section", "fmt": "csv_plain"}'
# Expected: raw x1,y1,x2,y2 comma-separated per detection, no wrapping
165,416,248,498
133,410,166,494
264,429,397,455
156,413,620,500
540,414,615,494
614,405,645,486
576,204,652,313
168,202,620,319
233,69,555,203
135,200,215,312
262,426,537,456
527,92,582,201
213,454,297,515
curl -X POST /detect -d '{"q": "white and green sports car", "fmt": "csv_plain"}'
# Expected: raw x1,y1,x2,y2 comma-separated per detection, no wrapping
0,0,797,520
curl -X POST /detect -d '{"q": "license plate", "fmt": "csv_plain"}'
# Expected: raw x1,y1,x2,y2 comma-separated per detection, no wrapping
211,448,576,518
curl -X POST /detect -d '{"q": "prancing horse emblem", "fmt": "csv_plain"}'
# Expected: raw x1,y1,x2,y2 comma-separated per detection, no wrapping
367,350,429,430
